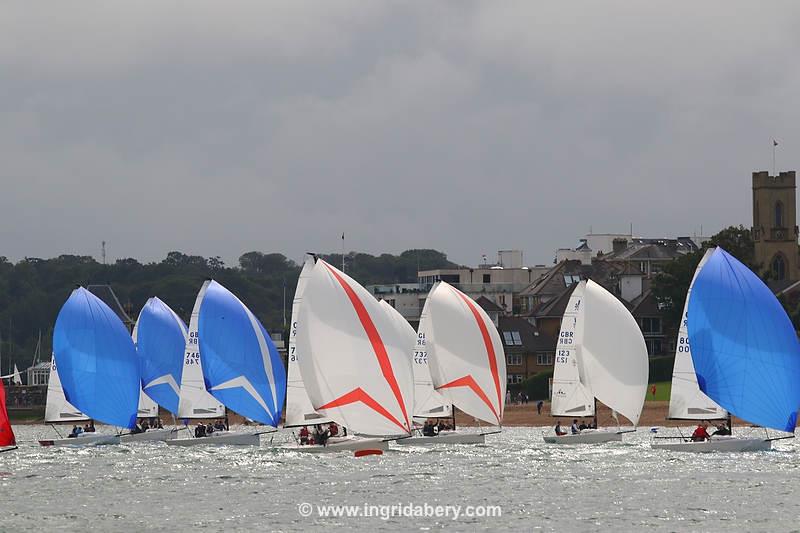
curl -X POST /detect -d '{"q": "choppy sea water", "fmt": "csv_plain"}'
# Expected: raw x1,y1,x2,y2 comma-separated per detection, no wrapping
1,425,798,532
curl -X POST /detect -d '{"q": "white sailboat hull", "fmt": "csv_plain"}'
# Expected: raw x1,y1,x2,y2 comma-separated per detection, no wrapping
285,436,388,453
165,431,262,447
543,429,624,444
39,433,120,447
651,436,772,453
395,431,486,445
120,428,176,443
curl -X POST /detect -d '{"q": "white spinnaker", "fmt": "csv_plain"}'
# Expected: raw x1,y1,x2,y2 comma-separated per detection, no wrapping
131,319,159,418
177,281,225,419
550,281,594,417
285,256,333,428
426,282,506,426
668,248,727,420
45,352,89,423
412,287,452,419
580,280,648,426
296,260,413,437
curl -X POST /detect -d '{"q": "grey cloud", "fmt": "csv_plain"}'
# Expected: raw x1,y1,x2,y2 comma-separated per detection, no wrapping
2,1,799,267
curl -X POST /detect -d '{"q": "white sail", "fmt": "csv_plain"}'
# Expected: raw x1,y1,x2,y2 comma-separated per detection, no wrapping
668,248,727,420
177,281,225,419
131,320,159,418
296,259,414,437
411,288,452,419
45,352,89,423
425,282,506,426
12,364,22,385
550,281,594,417
580,280,648,426
284,256,333,428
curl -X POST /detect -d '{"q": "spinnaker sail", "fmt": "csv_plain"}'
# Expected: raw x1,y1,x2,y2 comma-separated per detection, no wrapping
53,287,141,428
688,247,800,432
199,281,286,427
135,297,188,415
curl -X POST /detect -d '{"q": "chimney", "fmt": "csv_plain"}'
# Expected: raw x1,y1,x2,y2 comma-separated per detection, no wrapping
612,238,628,254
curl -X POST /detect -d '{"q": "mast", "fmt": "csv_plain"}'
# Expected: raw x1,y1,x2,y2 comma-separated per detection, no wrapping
593,398,598,429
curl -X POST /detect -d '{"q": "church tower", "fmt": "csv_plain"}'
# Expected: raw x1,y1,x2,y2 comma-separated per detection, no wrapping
752,170,799,282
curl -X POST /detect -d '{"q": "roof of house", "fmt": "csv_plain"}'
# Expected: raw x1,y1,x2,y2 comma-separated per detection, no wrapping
475,295,504,313
497,316,556,352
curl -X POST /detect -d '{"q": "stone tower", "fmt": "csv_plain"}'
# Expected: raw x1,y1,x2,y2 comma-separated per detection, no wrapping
752,170,799,282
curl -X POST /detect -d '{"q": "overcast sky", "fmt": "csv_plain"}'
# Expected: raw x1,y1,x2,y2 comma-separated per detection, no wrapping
2,1,799,268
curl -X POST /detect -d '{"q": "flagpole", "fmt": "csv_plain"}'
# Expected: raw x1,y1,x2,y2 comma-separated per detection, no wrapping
773,139,778,176
341,233,345,273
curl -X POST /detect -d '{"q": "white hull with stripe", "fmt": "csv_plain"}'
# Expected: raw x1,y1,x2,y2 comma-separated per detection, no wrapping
120,428,177,443
543,429,624,444
651,436,771,453
395,431,485,445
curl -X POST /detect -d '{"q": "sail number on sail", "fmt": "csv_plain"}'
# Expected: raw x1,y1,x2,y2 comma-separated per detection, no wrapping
414,333,427,364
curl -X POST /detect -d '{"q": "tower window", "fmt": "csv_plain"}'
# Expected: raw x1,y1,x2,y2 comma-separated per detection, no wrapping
775,201,784,228
772,254,786,281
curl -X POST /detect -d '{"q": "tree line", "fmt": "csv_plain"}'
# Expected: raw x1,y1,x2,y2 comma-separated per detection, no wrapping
0,249,457,374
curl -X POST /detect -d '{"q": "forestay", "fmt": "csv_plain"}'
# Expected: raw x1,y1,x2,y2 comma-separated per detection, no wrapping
44,353,88,423
411,288,452,419
53,287,140,428
134,297,188,415
199,281,286,427
296,259,413,437
284,256,333,428
580,280,648,426
668,248,727,420
177,281,225,419
425,282,506,426
550,281,594,418
688,247,800,432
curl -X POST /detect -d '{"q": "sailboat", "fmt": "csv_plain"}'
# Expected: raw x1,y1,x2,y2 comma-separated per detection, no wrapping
293,258,414,453
168,281,285,446
544,280,648,444
39,287,141,447
284,256,334,430
121,297,187,443
665,249,727,422
423,281,506,439
652,247,800,452
383,296,481,445
0,377,17,452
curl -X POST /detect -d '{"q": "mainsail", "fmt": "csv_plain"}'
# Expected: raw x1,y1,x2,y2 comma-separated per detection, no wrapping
667,248,727,420
550,281,594,418
53,287,140,428
199,281,286,427
44,353,88,423
579,280,648,426
135,297,187,415
0,377,16,447
425,282,506,426
411,288,452,419
284,256,333,428
296,259,414,436
688,247,800,432
177,281,225,419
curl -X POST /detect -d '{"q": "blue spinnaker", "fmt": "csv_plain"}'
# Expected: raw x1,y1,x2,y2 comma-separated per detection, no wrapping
135,297,187,415
198,281,286,426
688,247,800,432
53,287,140,428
